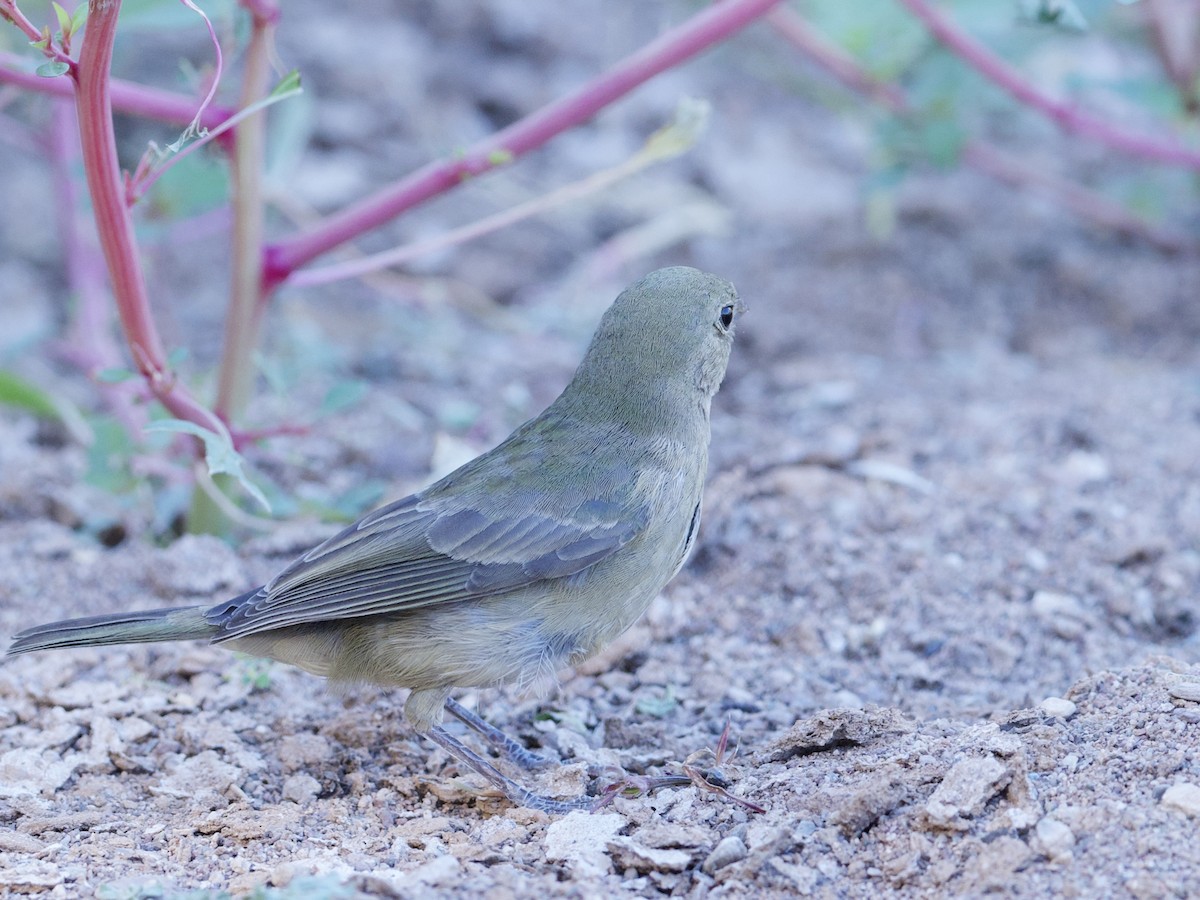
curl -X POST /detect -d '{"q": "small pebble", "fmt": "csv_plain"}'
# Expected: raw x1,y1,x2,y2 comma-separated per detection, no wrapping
1058,450,1110,485
702,835,748,873
1168,683,1200,703
1161,783,1200,817
1035,817,1075,861
1031,591,1087,640
282,773,321,804
1039,697,1077,719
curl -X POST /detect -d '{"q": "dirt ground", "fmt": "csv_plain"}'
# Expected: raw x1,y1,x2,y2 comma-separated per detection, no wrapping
3,2,1200,897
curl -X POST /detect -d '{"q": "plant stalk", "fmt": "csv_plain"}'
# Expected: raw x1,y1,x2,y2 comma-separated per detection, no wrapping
262,0,786,287
74,0,226,433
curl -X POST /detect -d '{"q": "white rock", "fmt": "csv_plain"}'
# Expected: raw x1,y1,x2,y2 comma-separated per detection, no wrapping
1038,697,1077,719
282,773,321,804
702,835,748,873
1035,816,1075,861
544,811,624,877
1161,783,1200,817
0,861,62,891
924,756,1011,828
1058,450,1110,485
0,748,79,798
608,838,691,873
1031,591,1088,640
154,750,240,798
411,855,463,885
277,733,335,772
1031,591,1085,619
1168,683,1200,703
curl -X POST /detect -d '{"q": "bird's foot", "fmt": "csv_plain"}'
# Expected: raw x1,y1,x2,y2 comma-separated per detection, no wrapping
443,697,552,770
426,725,592,814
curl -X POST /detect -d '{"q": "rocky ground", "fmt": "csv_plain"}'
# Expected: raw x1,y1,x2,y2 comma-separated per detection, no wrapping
2,1,1200,897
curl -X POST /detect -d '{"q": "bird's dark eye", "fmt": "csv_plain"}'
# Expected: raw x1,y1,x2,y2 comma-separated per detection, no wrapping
718,304,735,331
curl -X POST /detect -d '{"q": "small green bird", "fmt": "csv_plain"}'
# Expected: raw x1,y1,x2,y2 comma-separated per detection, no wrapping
9,266,741,812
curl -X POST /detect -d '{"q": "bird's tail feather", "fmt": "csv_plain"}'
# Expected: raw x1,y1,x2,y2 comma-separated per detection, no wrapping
7,606,215,655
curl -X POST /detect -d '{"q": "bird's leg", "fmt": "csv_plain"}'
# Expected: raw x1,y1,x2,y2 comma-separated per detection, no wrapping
425,725,593,814
442,697,551,770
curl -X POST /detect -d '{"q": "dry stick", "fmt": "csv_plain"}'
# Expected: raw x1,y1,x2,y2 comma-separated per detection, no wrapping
261,0,787,288
290,103,709,288
215,8,274,423
897,0,1200,170
767,8,1195,253
74,0,226,438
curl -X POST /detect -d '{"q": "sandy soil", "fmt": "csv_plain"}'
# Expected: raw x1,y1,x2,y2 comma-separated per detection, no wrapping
2,2,1200,897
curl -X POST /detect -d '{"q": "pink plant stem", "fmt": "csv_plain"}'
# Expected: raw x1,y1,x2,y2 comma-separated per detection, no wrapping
767,8,907,113
238,0,279,26
262,0,786,287
74,0,225,436
0,0,43,41
49,99,147,433
0,52,234,130
0,0,74,68
768,7,1194,253
962,142,1191,252
897,0,1200,169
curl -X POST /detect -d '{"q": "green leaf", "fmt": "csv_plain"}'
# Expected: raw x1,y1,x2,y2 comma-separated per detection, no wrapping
641,97,710,162
51,1,72,37
269,68,302,99
86,418,138,494
1018,0,1089,30
918,118,967,168
319,379,368,416
145,151,228,219
70,2,89,34
36,61,69,77
145,419,271,513
635,684,679,718
0,370,59,418
865,186,898,241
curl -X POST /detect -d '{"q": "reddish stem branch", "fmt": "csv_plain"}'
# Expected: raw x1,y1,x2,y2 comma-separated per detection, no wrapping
961,142,1192,252
74,0,225,436
49,98,147,435
0,0,74,69
768,7,1194,253
262,0,786,287
0,51,234,130
897,0,1200,169
767,9,907,113
238,0,280,26
0,0,43,41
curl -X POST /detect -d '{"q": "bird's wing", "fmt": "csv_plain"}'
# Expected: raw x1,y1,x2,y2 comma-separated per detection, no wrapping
210,430,648,641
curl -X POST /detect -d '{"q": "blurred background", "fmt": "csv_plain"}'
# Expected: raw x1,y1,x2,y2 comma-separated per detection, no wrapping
2,2,1200,893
